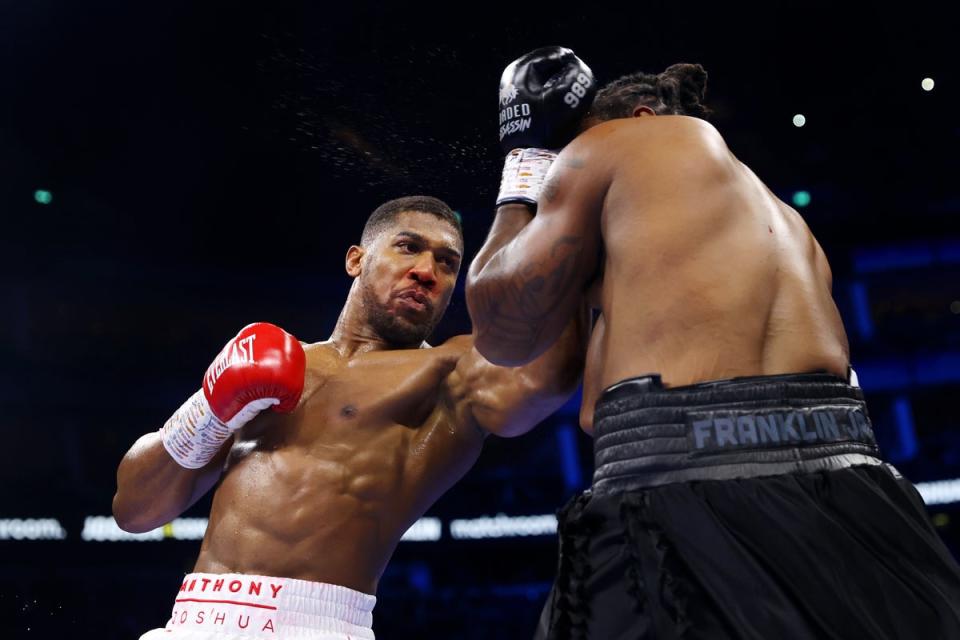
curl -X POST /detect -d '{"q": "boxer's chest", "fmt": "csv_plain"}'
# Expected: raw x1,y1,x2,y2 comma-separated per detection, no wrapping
298,347,455,438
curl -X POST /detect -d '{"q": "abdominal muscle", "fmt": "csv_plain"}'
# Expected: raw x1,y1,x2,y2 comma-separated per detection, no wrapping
193,435,412,595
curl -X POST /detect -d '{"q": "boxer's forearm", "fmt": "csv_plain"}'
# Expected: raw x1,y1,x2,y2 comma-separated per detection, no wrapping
112,432,223,532
467,219,587,366
466,204,545,364
514,297,590,400
468,204,534,280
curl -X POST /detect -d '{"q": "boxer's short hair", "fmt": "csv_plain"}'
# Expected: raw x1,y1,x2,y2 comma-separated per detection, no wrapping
591,63,712,121
361,196,463,247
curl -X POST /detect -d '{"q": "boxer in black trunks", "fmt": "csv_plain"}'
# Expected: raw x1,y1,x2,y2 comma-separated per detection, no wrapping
466,47,960,639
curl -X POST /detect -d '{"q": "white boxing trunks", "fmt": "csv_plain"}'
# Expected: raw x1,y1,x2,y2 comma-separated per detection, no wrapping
138,572,376,639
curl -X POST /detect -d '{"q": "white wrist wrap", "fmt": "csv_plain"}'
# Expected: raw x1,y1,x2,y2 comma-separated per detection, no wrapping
160,390,231,469
161,390,281,469
496,148,558,207
159,390,279,470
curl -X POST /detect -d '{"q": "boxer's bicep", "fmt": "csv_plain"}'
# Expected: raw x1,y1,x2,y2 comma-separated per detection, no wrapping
467,363,580,438
454,347,543,437
114,431,232,532
456,312,588,438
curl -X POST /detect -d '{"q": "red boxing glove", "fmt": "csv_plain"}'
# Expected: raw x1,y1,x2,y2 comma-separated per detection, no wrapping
161,323,306,469
203,322,306,426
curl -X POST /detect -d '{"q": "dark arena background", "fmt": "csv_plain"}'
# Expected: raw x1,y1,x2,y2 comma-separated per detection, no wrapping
2,1,958,638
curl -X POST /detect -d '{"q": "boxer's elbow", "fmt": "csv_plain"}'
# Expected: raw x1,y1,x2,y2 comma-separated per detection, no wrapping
481,368,581,439
473,333,538,368
112,492,156,533
112,484,178,533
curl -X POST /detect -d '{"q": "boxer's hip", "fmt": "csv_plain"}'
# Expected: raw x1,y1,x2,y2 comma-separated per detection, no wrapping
592,371,882,493
146,572,376,639
532,372,960,639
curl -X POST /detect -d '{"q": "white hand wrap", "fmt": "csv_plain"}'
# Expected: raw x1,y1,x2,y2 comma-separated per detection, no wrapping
159,390,277,469
496,148,558,207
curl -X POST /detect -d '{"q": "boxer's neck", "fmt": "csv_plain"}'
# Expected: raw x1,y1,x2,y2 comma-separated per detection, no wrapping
328,286,422,358
328,298,389,358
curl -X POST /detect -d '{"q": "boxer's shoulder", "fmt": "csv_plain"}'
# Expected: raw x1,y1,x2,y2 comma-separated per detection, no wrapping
302,341,341,372
592,116,730,186
437,333,474,354
578,115,720,149
296,342,342,396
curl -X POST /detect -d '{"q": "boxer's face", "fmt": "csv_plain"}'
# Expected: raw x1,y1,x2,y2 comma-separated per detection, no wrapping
350,211,463,346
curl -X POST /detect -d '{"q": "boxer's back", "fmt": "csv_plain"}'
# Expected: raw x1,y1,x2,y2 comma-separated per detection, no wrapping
582,116,849,427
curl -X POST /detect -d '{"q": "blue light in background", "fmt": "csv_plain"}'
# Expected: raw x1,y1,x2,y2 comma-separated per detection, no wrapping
849,281,874,340
557,386,582,418
855,360,912,391
889,396,919,462
915,352,960,387
855,246,933,273
938,242,960,263
487,582,552,600
406,563,432,593
853,241,960,274
555,423,584,491
855,352,960,391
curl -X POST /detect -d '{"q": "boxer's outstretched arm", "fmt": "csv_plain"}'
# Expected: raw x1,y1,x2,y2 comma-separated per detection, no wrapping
466,138,609,366
447,299,591,438
113,432,231,533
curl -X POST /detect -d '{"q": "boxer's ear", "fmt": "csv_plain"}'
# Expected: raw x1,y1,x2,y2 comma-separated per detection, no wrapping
633,105,657,118
346,245,364,277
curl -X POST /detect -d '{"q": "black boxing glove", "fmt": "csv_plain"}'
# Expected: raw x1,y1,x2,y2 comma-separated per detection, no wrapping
498,46,596,152
496,46,596,207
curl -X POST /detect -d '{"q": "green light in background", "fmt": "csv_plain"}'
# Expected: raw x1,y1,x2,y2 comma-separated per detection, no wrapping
792,190,811,208
453,211,462,224
34,189,53,205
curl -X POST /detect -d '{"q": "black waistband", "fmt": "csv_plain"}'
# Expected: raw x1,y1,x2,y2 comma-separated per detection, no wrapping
592,373,882,493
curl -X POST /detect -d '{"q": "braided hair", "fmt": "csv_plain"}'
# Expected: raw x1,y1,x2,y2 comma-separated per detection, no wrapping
590,63,711,121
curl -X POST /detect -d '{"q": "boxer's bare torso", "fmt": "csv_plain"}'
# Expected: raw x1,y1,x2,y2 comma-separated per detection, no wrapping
469,116,849,433
118,328,582,594
197,338,482,594
115,208,586,595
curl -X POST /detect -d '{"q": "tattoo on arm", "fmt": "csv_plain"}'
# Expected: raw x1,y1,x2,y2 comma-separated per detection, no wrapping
542,174,562,203
542,157,585,204
473,234,584,358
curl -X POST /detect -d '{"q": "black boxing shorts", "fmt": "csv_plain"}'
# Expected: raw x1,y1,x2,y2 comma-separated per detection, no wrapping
534,373,960,640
